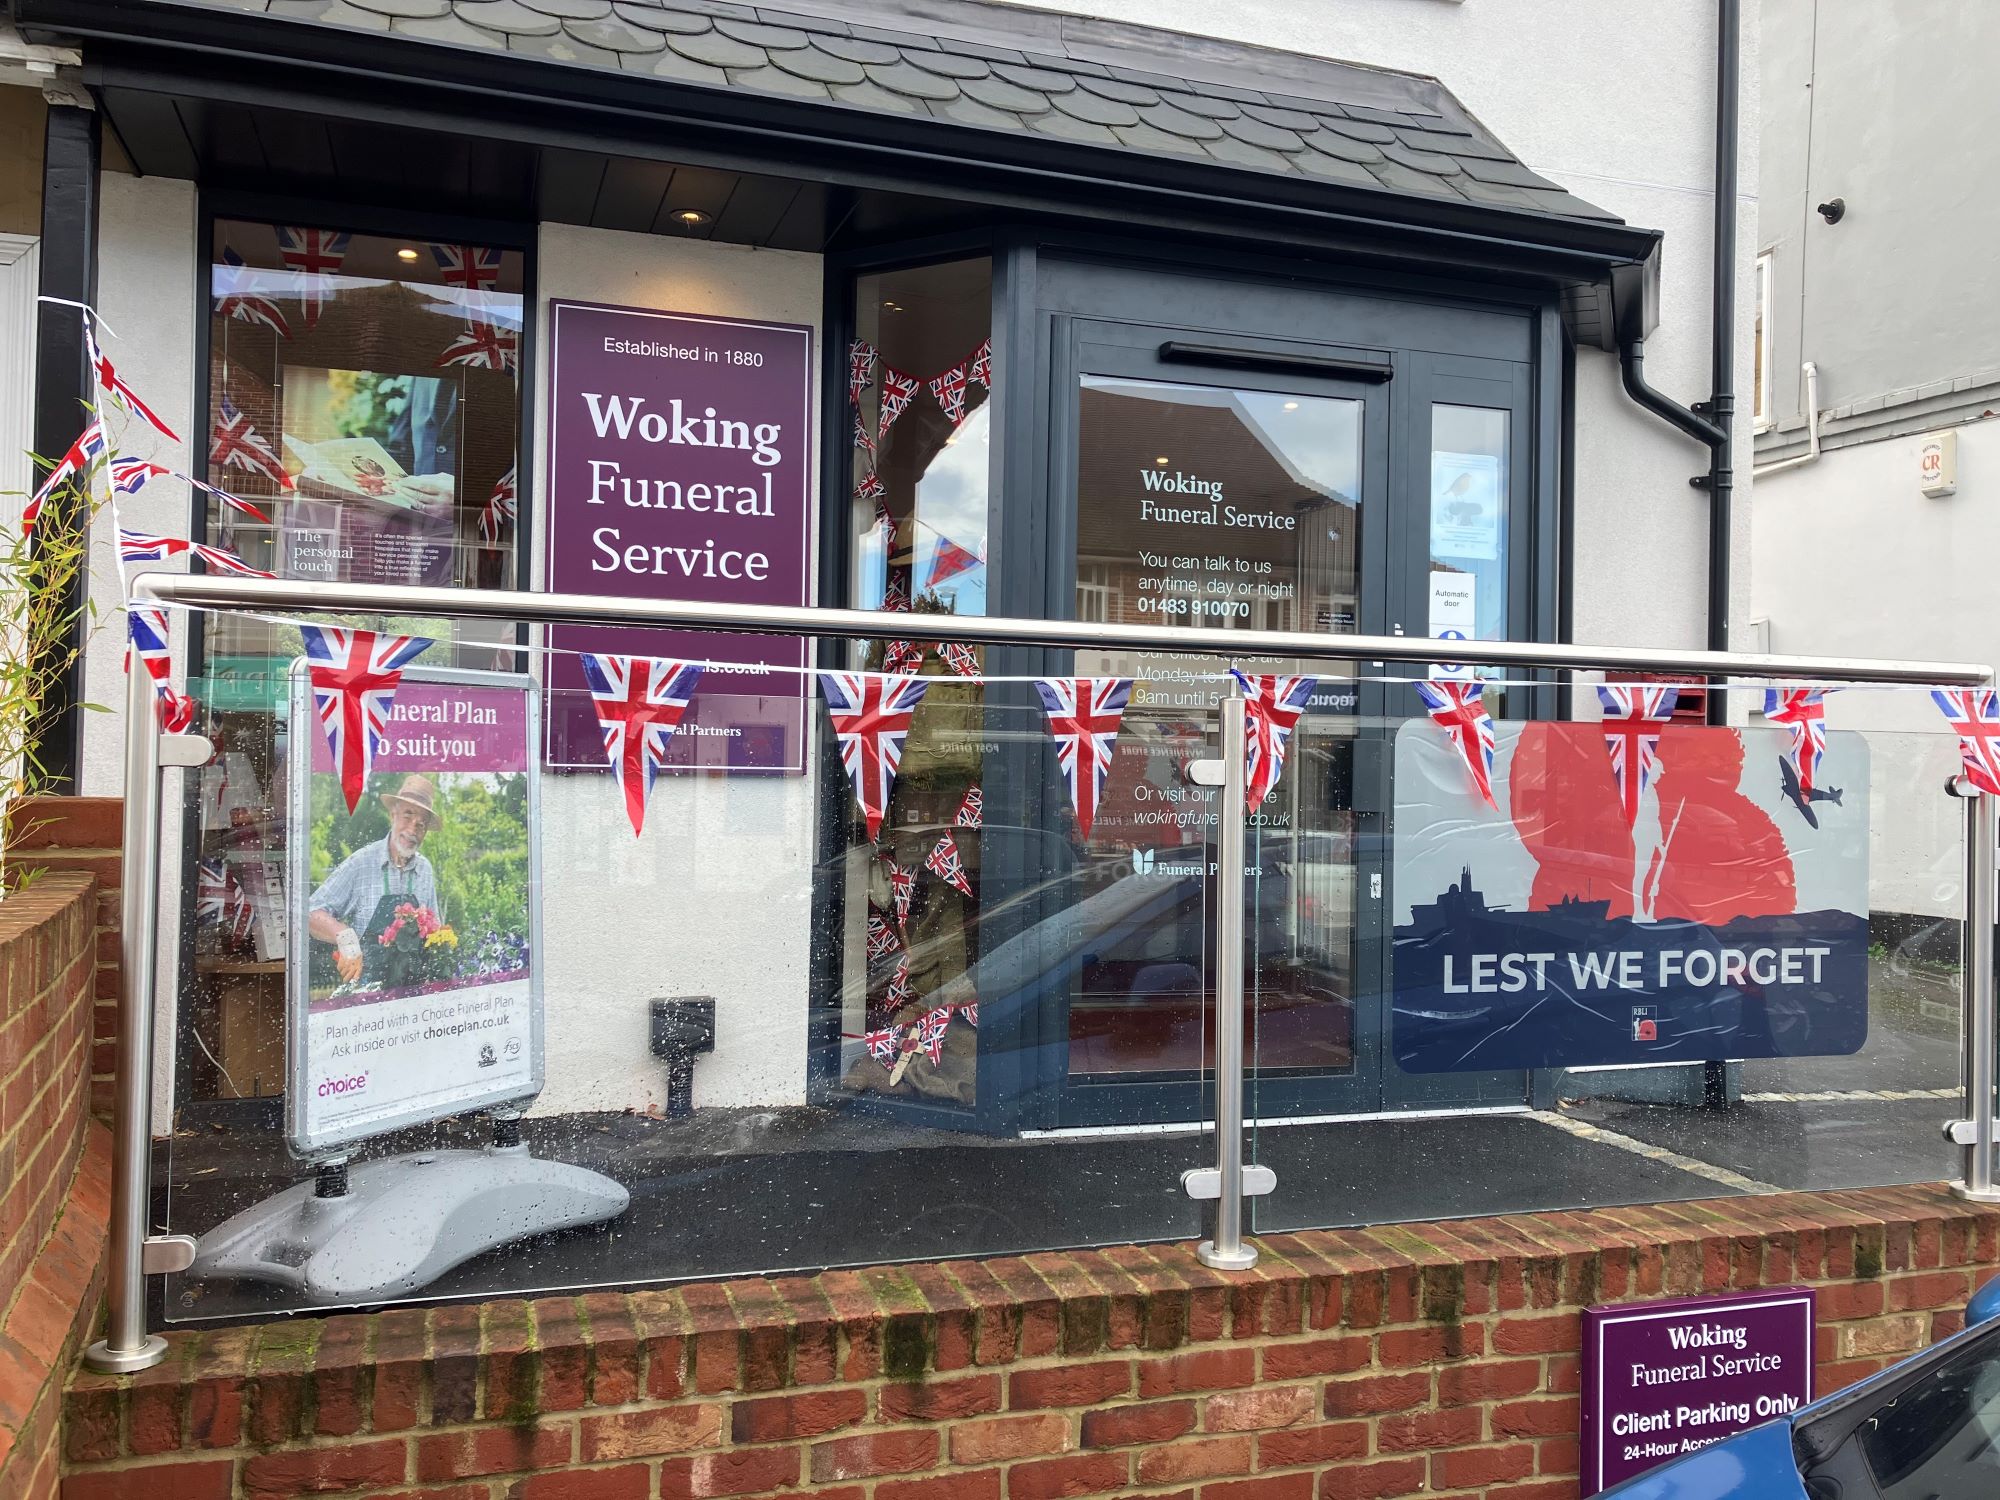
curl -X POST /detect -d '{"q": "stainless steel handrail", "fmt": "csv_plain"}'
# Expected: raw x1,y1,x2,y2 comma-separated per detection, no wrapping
85,570,2000,1373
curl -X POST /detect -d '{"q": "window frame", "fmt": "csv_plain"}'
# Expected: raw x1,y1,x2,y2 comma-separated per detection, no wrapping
1755,249,1774,433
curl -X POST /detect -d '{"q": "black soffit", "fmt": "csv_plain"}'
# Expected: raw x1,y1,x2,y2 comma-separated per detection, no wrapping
149,0,1618,226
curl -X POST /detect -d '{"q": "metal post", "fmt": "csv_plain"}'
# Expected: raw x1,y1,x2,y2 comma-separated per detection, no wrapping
84,664,168,1372
1199,674,1256,1271
1957,784,1999,1202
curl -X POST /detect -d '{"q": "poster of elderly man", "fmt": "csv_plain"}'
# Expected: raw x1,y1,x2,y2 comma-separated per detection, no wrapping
289,666,543,1154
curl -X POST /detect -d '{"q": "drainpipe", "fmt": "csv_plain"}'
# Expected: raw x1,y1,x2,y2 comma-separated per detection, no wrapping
1614,0,1739,725
1751,362,1822,477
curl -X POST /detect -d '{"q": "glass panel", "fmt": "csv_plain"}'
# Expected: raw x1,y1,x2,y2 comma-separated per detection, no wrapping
1253,686,1968,1234
1071,376,1363,1096
1429,402,1508,670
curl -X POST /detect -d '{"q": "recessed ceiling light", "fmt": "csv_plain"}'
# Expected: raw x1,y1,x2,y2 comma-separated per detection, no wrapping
673,209,712,228
1282,401,1299,411
395,247,419,262
1155,456,1170,466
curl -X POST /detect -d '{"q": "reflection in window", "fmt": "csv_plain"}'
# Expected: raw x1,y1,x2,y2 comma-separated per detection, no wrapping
838,258,993,1110
1430,403,1509,658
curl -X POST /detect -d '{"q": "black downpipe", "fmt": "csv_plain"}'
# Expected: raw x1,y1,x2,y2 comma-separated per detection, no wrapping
1615,0,1739,727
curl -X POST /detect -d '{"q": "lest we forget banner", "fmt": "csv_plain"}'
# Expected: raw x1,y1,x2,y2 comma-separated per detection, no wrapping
288,669,542,1154
542,299,814,775
1392,717,1870,1071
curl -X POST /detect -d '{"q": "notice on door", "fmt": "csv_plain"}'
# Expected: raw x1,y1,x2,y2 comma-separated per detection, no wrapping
542,300,814,774
1582,1288,1815,1493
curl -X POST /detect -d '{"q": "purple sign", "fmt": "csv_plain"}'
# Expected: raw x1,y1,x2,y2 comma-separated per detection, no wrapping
310,684,527,774
1582,1286,1815,1493
543,300,813,774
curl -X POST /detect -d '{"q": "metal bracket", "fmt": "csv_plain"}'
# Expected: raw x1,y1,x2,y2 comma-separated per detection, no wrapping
1185,759,1224,788
1182,1165,1277,1200
158,733,215,769
1952,1181,2000,1204
142,1234,198,1274
1945,1119,1980,1146
1688,476,1713,490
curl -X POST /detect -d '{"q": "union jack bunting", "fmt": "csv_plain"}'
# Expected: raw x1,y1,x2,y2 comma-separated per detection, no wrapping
934,641,979,678
186,473,274,525
1931,689,2000,797
886,953,916,1010
224,877,258,946
882,575,911,613
856,471,885,505
1033,677,1133,840
197,858,232,926
429,244,502,294
877,367,920,444
968,337,992,389
1596,683,1680,827
23,421,107,536
926,535,982,590
117,528,274,579
1414,679,1498,809
852,409,876,458
883,640,924,674
887,860,916,930
863,1023,905,1068
127,605,172,686
437,321,518,372
820,672,929,842
109,456,168,497
917,1006,952,1066
211,399,292,489
928,362,970,427
84,320,179,442
957,1000,979,1028
300,625,433,814
866,907,902,961
1764,687,1832,796
847,339,878,410
578,653,705,836
159,689,197,734
954,785,983,828
275,226,351,329
478,465,517,548
1237,673,1319,811
214,248,292,339
925,829,973,898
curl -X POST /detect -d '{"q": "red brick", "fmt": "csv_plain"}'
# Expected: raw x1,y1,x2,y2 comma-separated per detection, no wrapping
879,1374,1001,1422
1137,1348,1256,1396
1434,1442,1536,1489
1890,1271,1972,1312
1492,1397,1578,1438
1316,1457,1427,1500
951,1413,1071,1464
242,1439,406,1496
1257,1422,1370,1467
658,1445,802,1500
1011,1360,1132,1409
413,1425,572,1481
877,1470,1002,1500
1323,1372,1431,1417
809,1429,938,1482
1819,1281,1885,1320
1262,1336,1368,1381
1007,1451,1131,1499
1082,1399,1196,1448
1135,1434,1253,1484
730,1389,866,1443
1205,1385,1314,1432
580,1403,724,1461
507,1465,649,1500
60,1459,236,1500
1202,1477,1316,1500
1492,1313,1579,1356
1376,1407,1483,1452
1438,1359,1542,1406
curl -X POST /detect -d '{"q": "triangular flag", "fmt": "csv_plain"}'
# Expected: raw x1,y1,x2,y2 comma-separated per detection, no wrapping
300,626,432,814
1033,677,1133,840
1236,672,1319,812
820,672,929,842
579,654,704,835
1933,688,2000,797
1413,679,1496,809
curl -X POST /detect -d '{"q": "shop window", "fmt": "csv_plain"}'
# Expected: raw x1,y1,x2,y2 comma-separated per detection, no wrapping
186,218,525,1103
1429,402,1509,682
838,257,992,1110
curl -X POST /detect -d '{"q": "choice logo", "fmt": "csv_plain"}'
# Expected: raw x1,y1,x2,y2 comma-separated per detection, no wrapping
316,1072,369,1098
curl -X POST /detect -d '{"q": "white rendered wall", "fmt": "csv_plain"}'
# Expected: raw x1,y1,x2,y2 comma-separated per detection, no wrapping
529,224,822,1115
1019,0,1762,656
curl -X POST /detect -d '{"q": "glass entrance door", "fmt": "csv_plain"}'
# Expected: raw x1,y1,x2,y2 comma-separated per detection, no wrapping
1049,334,1389,1126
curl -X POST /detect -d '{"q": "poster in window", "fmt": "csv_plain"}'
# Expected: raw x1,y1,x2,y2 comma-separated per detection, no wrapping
1429,450,1502,561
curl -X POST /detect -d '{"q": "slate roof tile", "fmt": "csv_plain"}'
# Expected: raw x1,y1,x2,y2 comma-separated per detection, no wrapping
164,0,1620,224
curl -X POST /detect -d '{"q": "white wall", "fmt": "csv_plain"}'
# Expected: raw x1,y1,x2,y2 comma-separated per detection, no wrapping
529,225,822,1114
1021,0,1762,655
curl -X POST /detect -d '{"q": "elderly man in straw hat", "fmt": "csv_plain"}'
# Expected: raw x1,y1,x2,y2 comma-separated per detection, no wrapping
308,775,445,985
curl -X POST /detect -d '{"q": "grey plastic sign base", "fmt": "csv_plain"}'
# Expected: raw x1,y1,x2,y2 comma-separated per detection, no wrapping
189,1144,629,1305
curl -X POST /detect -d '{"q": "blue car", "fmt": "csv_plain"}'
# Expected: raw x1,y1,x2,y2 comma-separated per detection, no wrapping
1602,1278,2000,1497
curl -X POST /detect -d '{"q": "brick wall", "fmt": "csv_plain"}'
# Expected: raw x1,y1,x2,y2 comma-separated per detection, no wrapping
0,867,115,1500
5,799,123,1122
59,1184,2000,1500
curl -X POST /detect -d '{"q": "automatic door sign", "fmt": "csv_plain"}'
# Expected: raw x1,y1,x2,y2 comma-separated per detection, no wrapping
1583,1288,1815,1493
1391,718,1870,1071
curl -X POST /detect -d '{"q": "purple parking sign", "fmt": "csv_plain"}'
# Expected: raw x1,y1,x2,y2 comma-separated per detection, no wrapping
543,300,813,775
1582,1287,1815,1493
